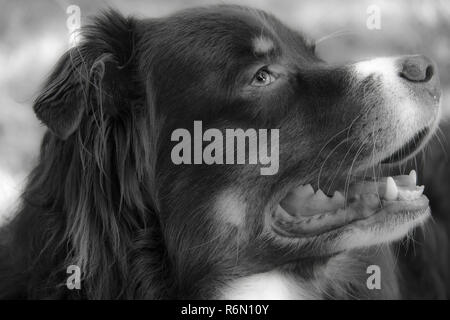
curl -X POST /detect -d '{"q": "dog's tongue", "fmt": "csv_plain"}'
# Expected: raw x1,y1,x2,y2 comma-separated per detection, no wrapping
279,170,423,218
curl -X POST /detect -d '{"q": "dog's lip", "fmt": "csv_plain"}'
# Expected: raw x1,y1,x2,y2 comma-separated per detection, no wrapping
381,127,430,164
381,101,441,165
271,171,428,238
345,198,429,230
272,196,429,238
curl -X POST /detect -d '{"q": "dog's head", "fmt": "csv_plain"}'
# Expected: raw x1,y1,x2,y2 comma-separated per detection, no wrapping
33,6,441,297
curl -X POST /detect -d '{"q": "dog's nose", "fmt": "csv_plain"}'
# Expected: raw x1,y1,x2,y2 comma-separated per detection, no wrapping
399,55,435,83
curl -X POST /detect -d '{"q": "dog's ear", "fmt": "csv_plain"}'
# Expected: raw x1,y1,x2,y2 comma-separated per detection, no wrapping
33,49,86,140
33,10,140,140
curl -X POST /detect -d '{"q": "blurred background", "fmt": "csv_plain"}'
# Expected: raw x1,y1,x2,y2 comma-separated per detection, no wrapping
1,0,450,224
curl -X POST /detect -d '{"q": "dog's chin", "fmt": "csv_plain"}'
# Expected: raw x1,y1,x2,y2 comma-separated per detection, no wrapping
331,203,430,252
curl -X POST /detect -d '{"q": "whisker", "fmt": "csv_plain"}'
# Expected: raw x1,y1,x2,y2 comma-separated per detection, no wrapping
324,137,360,195
434,127,449,160
344,135,371,205
317,138,349,192
314,29,358,46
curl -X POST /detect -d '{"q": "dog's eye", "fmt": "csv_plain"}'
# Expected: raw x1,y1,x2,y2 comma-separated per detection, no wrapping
251,69,275,87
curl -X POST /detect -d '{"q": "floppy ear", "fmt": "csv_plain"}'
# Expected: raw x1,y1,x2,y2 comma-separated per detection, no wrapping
33,10,140,140
33,50,86,140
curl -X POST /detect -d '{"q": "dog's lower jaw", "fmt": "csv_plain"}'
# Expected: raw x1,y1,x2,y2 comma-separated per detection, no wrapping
270,169,431,252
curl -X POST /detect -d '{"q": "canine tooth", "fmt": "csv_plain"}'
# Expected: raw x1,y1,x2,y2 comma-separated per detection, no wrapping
408,170,417,186
384,177,398,201
292,184,314,198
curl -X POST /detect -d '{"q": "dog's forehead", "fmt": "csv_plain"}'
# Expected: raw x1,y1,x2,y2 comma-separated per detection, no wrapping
252,36,276,56
142,6,315,78
161,6,295,56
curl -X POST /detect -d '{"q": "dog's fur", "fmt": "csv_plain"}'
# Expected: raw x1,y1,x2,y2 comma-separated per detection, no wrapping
0,5,449,299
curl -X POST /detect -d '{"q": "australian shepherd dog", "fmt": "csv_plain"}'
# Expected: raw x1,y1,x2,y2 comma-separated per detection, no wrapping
0,5,448,299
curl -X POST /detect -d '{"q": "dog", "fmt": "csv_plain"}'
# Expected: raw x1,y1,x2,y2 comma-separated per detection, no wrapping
0,5,448,299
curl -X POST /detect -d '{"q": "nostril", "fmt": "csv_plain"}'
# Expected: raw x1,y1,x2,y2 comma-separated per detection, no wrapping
399,56,435,83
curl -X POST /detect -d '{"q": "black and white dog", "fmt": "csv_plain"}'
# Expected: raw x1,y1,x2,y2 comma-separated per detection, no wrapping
0,5,447,299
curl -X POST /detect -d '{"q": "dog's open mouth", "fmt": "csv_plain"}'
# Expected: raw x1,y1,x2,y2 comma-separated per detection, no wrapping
272,170,429,237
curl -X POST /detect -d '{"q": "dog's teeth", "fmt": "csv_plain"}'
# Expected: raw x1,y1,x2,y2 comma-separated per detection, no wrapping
417,185,425,195
313,189,328,202
408,170,417,186
384,177,398,200
398,185,425,200
292,184,314,198
331,191,345,205
307,189,332,211
398,190,412,201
